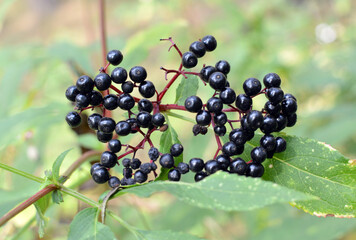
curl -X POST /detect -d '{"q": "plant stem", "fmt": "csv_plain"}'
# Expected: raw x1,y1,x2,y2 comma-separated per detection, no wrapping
0,184,57,227
99,0,107,67
0,163,44,183
60,185,100,208
166,111,195,124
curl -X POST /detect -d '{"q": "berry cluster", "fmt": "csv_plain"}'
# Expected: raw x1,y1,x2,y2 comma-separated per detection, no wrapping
65,35,297,188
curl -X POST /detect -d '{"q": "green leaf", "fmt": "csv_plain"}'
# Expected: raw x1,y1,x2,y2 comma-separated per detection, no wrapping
52,149,72,183
244,134,356,217
34,194,51,238
68,208,116,240
137,230,203,240
117,172,312,211
175,75,199,105
78,134,105,151
52,189,64,204
157,117,182,180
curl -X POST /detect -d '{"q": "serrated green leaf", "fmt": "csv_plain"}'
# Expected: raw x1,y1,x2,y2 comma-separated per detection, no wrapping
78,134,105,151
34,194,51,238
175,75,199,105
52,149,72,183
68,208,116,240
117,172,312,211
157,117,182,180
137,230,203,240
243,134,356,217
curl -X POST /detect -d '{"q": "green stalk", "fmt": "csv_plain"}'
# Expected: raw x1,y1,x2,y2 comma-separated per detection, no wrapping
0,162,44,183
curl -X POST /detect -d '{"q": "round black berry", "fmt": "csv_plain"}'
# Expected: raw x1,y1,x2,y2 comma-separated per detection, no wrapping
284,93,297,102
215,154,230,171
182,51,198,69
139,81,155,98
204,160,220,174
185,96,203,113
89,90,103,106
111,67,127,84
122,158,131,168
151,113,165,127
263,73,281,88
129,66,147,83
266,87,284,104
66,111,81,128
246,163,264,177
98,117,116,133
140,163,152,174
247,110,264,130
229,158,247,175
65,85,79,102
138,99,153,113
260,115,278,134
276,114,288,131
130,158,141,170
275,137,287,153
235,94,252,112
243,78,262,96
136,111,152,128
286,113,297,127
148,147,160,161
90,163,103,175
96,131,113,143
103,94,119,110
121,81,134,93
75,93,90,109
219,87,236,104
222,141,239,156
108,176,121,188
108,139,122,153
200,66,216,82
168,169,181,181
251,147,267,164
189,41,206,58
264,101,281,117
215,60,230,75
170,143,184,157
76,75,94,94
200,126,208,135
100,151,117,168
202,35,217,52
206,97,223,113
118,93,135,110
159,154,174,168
127,118,138,133
92,167,110,184
214,112,228,126
107,50,123,66
134,170,147,183
194,171,208,182
150,162,158,171
281,98,297,115
189,158,205,172
177,162,189,174
122,178,136,185
260,134,276,152
214,125,226,136
229,128,246,146
196,110,212,126
115,121,131,136
209,72,227,91
94,73,112,91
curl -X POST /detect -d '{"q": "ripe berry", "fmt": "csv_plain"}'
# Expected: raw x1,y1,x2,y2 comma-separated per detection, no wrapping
111,67,127,84
251,147,267,164
235,94,252,112
246,163,264,177
108,139,122,153
215,60,230,75
66,111,81,128
281,98,297,115
98,117,116,133
263,73,281,88
207,97,223,113
150,162,158,170
140,163,152,174
130,158,141,169
260,134,276,152
182,51,198,68
185,96,203,112
194,171,208,182
76,75,94,94
139,81,156,98
134,170,148,183
65,86,79,102
286,113,297,127
94,73,112,91
170,143,184,157
118,93,135,110
115,121,131,136
121,178,136,185
204,160,220,174
101,151,117,168
215,154,230,171
202,35,217,52
89,91,103,106
107,50,123,66
229,128,246,146
247,110,264,130
103,94,119,110
189,41,206,58
151,113,165,127
168,169,181,181
127,118,138,133
260,115,278,134
192,124,202,136
276,114,287,131
229,158,247,175
96,131,113,143
129,66,147,83
122,158,131,168
108,176,121,188
200,66,216,82
209,72,227,91
75,94,90,109
214,125,226,136
214,112,227,126
243,78,262,96
275,137,287,153
159,154,174,168
200,126,208,135
121,81,134,93
90,163,103,175
189,158,205,172
219,87,236,104
264,101,281,117
284,93,297,102
177,162,189,174
222,141,239,156
92,167,110,184
266,87,284,104
138,99,153,113
136,111,152,128
148,147,160,161
196,110,212,126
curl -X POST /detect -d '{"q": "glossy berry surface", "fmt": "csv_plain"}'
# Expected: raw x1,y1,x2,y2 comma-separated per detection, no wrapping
101,151,117,168
215,60,230,75
247,110,264,130
185,96,203,112
229,128,246,146
229,158,247,175
208,72,226,91
196,110,212,126
108,176,121,188
189,158,205,172
182,51,198,68
260,134,276,152
207,97,223,113
235,94,252,112
151,113,165,127
219,87,236,104
243,78,262,96
107,50,123,66
122,167,132,179
170,143,184,157
168,169,181,181
65,111,81,128
200,66,216,82
139,81,155,98
96,131,113,143
75,94,90,109
189,41,206,58
103,94,118,110
98,117,116,133
148,147,160,161
214,112,227,126
92,168,110,184
89,91,103,106
159,154,174,168
281,98,297,115
215,155,230,171
204,160,220,174
202,35,217,51
222,141,238,156
177,162,189,174
129,66,147,83
76,75,94,94
267,87,284,104
115,121,131,136
260,115,277,134
65,86,79,102
118,93,135,110
111,67,127,83
246,163,264,177
275,137,287,153
138,99,153,113
136,111,152,128
108,139,122,153
251,147,267,164
130,158,142,169
194,171,208,182
121,81,134,93
94,73,112,91
134,170,147,183
263,73,281,88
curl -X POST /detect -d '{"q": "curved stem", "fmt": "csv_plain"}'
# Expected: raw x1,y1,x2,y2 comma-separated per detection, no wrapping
0,163,44,183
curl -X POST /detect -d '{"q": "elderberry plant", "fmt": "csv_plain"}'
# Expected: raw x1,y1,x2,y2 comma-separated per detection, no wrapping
65,35,298,186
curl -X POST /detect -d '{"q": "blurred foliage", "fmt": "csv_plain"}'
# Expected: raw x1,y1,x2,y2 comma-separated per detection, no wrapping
0,0,355,239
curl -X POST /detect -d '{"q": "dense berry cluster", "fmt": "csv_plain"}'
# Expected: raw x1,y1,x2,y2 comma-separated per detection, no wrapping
65,35,297,188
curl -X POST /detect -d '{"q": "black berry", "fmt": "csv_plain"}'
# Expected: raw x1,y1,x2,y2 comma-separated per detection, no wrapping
189,158,205,172
138,99,153,113
139,81,156,98
108,139,122,153
207,97,223,113
202,35,217,52
148,147,160,161
235,94,252,112
251,147,267,164
215,60,230,75
107,50,123,66
219,87,236,104
92,167,110,184
204,160,220,174
115,121,131,136
121,81,134,93
177,162,189,174
200,66,216,82
275,137,287,153
182,51,198,68
243,78,262,96
151,113,165,127
96,131,113,143
189,41,206,58
196,110,212,126
229,158,247,175
134,170,147,183
130,158,141,169
66,111,81,128
215,154,230,171
108,176,121,188
263,73,281,88
94,73,112,91
170,143,184,157
118,93,135,110
185,96,203,113
209,72,227,91
76,75,94,94
266,87,284,104
98,117,116,133
159,154,174,168
65,86,79,102
194,171,208,182
101,151,117,168
260,134,276,152
136,111,152,128
103,94,119,110
168,169,181,181
246,163,264,177
129,66,147,83
111,67,127,84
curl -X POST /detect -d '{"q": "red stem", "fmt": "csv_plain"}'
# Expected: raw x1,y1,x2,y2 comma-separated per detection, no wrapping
211,114,223,159
158,72,181,101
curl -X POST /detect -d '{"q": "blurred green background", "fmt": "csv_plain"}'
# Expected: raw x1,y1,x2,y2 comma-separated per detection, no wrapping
0,0,355,239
